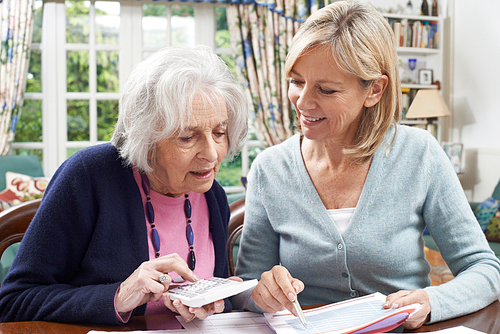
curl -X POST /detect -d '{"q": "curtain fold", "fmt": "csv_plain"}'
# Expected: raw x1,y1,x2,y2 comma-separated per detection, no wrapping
0,0,35,155
227,1,305,146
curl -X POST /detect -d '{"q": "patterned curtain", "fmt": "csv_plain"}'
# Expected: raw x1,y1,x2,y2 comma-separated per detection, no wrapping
0,0,35,155
226,0,337,146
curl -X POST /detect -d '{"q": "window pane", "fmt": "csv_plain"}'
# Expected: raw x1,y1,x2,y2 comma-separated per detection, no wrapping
142,4,167,48
215,8,229,49
66,1,90,44
171,4,194,46
97,100,118,141
95,1,120,45
67,100,89,141
96,51,119,93
217,153,242,187
15,100,42,142
26,50,42,93
32,1,43,44
67,51,89,92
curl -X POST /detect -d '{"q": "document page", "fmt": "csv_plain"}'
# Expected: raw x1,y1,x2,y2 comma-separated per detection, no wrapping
265,293,421,334
178,311,274,334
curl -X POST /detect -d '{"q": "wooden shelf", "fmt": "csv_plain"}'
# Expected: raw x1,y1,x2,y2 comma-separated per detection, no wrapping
383,13,441,21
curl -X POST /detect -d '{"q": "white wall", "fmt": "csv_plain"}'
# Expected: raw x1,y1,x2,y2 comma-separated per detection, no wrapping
369,0,500,201
452,1,500,201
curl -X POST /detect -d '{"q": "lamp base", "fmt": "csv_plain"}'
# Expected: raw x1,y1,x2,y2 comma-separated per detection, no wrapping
426,117,438,138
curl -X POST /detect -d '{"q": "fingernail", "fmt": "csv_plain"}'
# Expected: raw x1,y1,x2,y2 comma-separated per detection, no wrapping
293,283,300,293
174,299,181,306
193,274,199,281
291,308,297,316
288,292,295,301
391,303,399,309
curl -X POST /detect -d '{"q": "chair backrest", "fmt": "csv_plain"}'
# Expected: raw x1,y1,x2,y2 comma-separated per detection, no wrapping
227,197,245,276
0,199,41,258
0,154,44,191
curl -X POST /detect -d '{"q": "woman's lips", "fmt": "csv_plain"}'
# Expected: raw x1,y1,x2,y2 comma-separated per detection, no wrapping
190,169,214,180
301,115,326,125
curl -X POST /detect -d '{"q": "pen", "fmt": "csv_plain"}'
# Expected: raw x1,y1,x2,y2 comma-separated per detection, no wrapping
292,298,307,328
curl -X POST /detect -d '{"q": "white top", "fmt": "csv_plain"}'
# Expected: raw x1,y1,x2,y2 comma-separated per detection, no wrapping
327,208,355,234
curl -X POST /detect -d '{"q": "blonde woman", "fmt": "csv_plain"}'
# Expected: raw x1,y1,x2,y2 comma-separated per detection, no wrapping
234,1,500,330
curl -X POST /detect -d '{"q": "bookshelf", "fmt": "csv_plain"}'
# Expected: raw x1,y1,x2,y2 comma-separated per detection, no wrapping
383,12,449,140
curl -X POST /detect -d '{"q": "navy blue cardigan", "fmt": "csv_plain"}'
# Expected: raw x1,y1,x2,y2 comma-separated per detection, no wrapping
0,144,231,323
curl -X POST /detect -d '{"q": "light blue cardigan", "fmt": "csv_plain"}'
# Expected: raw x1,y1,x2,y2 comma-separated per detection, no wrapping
234,124,500,323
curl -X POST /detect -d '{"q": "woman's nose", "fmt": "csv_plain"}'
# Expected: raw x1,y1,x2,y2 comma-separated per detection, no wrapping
197,136,218,163
294,86,317,112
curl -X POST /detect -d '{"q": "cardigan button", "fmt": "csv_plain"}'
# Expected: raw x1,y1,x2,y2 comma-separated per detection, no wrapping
337,243,343,250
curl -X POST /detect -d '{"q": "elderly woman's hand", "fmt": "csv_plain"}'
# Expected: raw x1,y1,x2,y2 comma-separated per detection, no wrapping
383,289,431,329
115,253,197,314
252,265,304,316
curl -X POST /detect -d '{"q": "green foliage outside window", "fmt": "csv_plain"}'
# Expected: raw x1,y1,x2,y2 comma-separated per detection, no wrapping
67,100,90,141
15,2,261,189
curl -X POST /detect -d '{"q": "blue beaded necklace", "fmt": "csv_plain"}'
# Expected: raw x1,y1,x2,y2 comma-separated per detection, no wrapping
141,173,196,270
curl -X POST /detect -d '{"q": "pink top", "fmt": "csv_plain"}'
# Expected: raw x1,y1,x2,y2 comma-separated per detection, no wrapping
115,167,216,320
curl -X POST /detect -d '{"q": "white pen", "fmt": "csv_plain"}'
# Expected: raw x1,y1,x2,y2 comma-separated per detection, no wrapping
292,298,307,328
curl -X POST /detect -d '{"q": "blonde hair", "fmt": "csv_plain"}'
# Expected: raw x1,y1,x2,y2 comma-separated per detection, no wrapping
285,0,401,163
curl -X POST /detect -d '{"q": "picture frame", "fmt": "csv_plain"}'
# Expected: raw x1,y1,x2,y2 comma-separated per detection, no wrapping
419,69,433,85
442,142,463,174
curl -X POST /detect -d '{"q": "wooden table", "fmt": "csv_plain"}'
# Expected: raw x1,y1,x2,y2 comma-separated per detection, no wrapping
1,300,499,334
0,248,490,333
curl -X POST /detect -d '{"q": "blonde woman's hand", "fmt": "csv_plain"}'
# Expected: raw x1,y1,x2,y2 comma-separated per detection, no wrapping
252,265,304,316
383,289,431,329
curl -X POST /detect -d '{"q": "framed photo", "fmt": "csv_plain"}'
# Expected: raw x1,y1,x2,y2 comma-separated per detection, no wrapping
442,142,463,174
419,69,433,85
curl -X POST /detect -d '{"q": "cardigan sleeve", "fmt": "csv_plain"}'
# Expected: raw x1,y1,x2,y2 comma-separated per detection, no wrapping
231,155,281,312
0,145,148,324
420,136,500,323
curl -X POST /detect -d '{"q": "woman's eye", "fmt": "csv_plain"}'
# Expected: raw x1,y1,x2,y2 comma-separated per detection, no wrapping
213,131,227,142
319,87,336,95
289,78,303,85
180,136,194,142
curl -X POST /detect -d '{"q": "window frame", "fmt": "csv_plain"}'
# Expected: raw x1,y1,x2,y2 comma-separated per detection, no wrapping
14,0,259,194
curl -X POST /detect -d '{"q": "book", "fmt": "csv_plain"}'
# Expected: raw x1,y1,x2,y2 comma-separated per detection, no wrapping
265,292,421,334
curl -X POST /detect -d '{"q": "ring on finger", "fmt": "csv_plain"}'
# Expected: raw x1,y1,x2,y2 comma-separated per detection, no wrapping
185,314,197,322
159,273,170,284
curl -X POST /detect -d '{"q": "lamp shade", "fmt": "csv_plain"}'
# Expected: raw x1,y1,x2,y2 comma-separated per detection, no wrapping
405,89,451,119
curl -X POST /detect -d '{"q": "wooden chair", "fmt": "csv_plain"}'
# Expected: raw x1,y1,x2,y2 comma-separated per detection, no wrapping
0,199,41,259
227,197,245,276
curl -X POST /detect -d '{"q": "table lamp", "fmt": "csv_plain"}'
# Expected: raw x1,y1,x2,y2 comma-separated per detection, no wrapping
405,89,451,134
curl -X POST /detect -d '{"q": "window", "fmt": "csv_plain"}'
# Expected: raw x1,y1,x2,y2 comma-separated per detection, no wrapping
13,0,263,193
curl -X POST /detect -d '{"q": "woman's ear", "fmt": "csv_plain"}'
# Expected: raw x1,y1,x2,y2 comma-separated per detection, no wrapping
364,75,389,108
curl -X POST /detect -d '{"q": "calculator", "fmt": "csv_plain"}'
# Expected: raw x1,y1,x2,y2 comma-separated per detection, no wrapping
168,277,258,307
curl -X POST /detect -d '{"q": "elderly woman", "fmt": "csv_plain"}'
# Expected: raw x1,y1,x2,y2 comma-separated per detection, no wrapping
233,1,500,330
0,45,248,324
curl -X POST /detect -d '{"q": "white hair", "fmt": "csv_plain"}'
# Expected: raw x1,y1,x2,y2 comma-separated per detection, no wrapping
111,45,248,173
